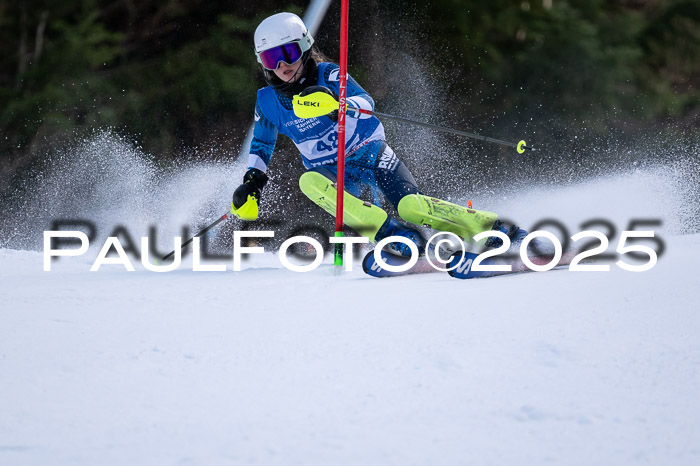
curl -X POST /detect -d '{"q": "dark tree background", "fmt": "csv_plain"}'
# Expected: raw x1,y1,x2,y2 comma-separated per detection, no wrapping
1,0,699,196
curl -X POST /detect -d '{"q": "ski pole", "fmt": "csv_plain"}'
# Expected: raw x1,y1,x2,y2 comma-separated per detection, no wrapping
353,107,534,154
293,91,534,154
161,211,230,261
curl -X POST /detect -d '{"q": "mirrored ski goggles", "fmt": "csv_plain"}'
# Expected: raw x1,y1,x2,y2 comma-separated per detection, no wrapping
258,42,304,70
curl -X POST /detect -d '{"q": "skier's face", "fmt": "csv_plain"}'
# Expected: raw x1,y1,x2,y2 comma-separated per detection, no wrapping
273,59,304,83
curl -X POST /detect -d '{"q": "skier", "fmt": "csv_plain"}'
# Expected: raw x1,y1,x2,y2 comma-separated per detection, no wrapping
230,12,523,255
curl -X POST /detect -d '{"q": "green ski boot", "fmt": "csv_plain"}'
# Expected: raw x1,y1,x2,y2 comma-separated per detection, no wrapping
397,194,499,241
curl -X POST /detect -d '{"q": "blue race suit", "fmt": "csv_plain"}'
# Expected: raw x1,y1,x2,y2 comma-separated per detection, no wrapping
247,62,419,208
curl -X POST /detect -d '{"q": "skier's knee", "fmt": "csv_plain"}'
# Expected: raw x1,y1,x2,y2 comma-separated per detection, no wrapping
396,194,418,224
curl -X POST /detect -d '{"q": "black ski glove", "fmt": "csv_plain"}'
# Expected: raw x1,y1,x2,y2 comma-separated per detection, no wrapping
299,85,339,122
231,168,268,220
233,168,268,208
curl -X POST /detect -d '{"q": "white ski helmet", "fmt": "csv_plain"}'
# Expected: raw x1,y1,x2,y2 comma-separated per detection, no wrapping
254,12,314,69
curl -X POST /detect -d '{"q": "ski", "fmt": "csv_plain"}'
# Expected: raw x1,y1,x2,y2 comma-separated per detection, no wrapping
447,250,575,279
362,247,577,280
362,248,491,279
362,249,439,278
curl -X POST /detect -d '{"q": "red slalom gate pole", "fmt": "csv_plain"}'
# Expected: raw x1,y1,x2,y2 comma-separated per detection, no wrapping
334,0,349,267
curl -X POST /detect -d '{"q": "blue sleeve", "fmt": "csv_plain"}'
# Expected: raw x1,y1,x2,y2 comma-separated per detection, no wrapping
346,73,375,108
248,100,278,172
322,63,375,118
323,63,375,108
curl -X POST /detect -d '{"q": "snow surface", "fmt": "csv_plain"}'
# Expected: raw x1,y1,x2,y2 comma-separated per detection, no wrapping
1,135,699,464
1,232,700,465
